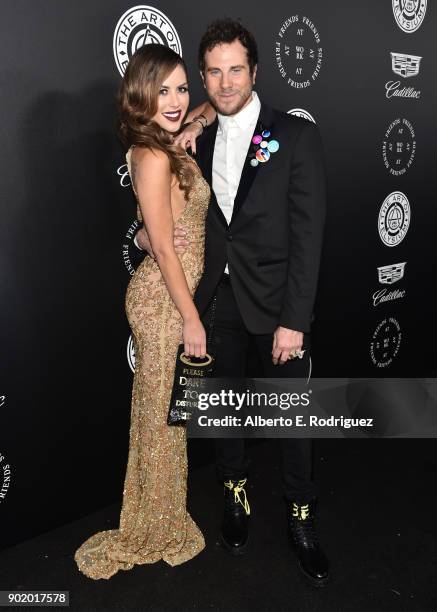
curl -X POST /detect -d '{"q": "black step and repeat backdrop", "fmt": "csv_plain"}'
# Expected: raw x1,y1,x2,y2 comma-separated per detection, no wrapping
1,1,436,549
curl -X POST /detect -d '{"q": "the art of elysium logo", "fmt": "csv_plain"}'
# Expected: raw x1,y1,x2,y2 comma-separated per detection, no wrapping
113,6,182,76
275,16,323,89
370,318,402,367
382,118,416,176
378,192,411,247
393,0,427,33
288,108,316,123
0,451,11,503
127,334,136,372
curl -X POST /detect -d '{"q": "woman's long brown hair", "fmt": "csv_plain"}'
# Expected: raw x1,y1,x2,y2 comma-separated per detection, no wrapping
117,44,195,199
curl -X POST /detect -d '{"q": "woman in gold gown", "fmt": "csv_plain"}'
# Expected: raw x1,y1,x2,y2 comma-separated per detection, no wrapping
75,44,211,580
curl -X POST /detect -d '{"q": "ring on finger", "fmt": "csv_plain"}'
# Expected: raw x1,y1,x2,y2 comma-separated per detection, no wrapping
288,349,305,360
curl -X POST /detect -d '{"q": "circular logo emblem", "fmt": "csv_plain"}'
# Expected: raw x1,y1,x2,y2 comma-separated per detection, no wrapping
122,219,143,276
378,192,411,247
127,334,136,372
382,118,416,176
0,451,11,504
370,318,402,368
275,16,323,88
392,0,427,33
113,6,182,76
288,108,316,123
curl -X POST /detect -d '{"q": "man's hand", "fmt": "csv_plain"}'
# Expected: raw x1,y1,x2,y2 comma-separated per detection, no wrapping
135,226,154,257
172,227,189,254
135,226,189,258
174,121,203,154
272,326,304,365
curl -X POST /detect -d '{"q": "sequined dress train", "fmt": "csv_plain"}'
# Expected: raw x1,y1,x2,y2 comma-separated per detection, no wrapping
74,147,210,580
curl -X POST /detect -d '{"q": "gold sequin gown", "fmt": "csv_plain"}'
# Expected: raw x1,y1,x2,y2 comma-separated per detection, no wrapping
74,147,210,580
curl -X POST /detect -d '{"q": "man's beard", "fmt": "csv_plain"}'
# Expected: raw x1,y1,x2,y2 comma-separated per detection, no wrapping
209,87,253,117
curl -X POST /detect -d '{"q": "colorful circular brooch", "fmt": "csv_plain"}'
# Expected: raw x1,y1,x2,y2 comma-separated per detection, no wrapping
250,129,280,167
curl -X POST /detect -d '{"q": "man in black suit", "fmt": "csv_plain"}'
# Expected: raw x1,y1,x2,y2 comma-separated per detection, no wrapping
133,19,329,586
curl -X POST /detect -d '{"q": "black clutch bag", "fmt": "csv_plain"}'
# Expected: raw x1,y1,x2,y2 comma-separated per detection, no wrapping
167,296,216,425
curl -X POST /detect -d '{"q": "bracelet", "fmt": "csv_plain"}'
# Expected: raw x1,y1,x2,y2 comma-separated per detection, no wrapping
197,113,208,127
192,114,207,129
191,118,205,134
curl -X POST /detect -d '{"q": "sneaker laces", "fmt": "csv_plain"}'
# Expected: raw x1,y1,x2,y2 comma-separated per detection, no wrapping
224,478,251,515
292,502,310,521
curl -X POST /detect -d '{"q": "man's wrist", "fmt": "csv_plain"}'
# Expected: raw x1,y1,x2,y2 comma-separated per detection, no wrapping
279,315,310,335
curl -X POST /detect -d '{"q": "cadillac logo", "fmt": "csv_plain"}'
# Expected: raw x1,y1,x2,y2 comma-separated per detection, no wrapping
377,263,406,285
391,52,422,78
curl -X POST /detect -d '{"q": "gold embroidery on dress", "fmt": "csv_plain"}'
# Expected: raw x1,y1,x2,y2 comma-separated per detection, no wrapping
74,146,210,579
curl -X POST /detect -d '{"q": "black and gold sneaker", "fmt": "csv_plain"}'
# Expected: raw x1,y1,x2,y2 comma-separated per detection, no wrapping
219,478,250,555
288,498,330,587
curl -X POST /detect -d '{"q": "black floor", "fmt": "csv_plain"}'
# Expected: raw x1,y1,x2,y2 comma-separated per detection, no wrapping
0,439,436,612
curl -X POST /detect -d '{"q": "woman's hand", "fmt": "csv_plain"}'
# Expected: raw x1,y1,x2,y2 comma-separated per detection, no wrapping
174,121,203,154
183,316,206,358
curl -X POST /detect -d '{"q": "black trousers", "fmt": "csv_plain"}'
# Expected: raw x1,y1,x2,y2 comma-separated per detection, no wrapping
201,275,317,503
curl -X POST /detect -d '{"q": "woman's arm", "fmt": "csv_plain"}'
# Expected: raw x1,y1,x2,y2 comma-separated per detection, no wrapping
130,147,205,357
185,100,216,126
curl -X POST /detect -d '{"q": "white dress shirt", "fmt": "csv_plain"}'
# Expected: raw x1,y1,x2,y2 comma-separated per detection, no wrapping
213,91,261,273
133,92,261,264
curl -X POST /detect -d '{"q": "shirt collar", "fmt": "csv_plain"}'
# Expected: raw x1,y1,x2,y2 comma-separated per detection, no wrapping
217,90,261,133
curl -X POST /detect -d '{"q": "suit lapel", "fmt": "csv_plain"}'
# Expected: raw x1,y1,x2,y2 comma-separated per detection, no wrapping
230,103,275,225
195,103,276,228
195,120,216,185
195,120,228,228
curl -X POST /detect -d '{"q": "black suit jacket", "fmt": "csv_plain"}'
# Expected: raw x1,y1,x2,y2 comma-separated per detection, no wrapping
132,102,326,335
193,102,326,335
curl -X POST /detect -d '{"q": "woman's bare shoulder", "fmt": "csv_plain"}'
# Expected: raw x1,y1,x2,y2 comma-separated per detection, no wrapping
131,145,169,166
130,146,170,183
